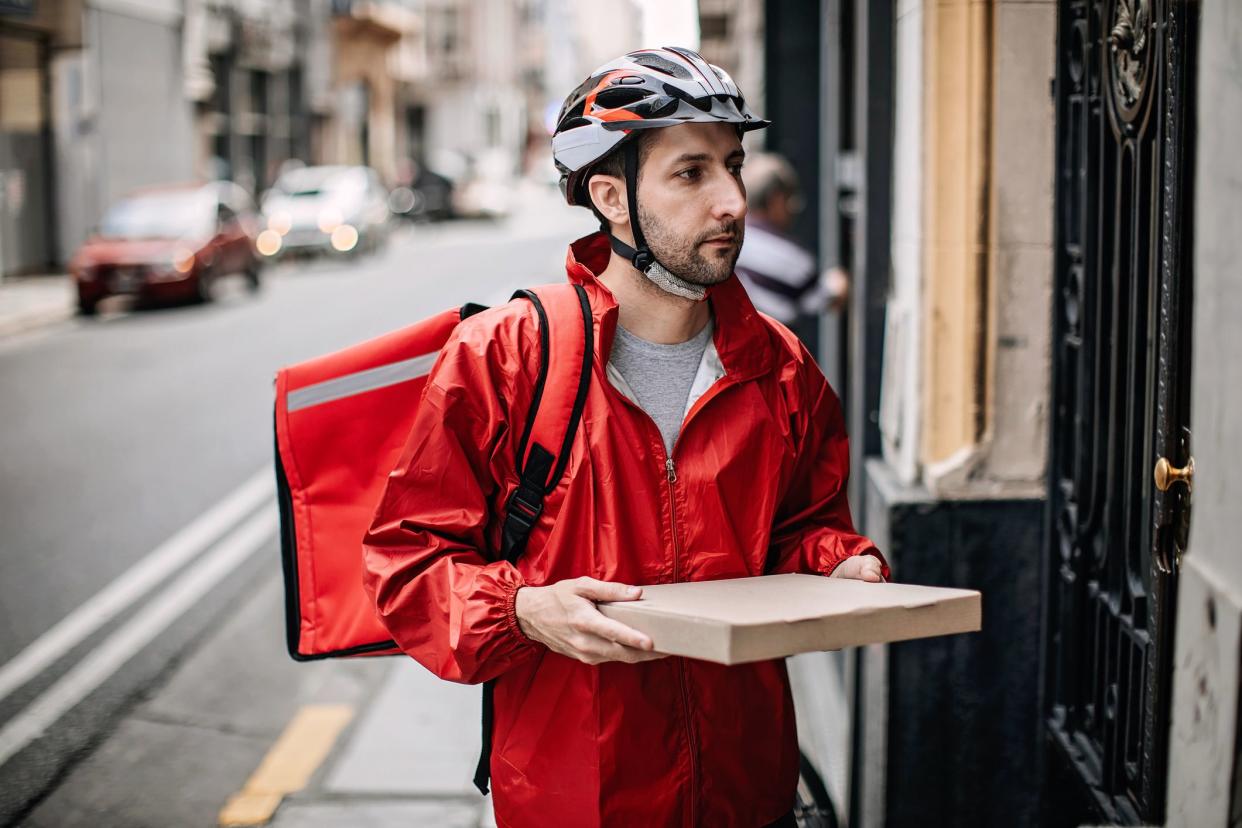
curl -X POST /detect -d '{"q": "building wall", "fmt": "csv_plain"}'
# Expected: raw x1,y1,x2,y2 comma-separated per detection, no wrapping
1167,0,1242,824
50,48,95,264
90,5,196,210
878,0,925,486
881,0,1052,497
858,1,1055,825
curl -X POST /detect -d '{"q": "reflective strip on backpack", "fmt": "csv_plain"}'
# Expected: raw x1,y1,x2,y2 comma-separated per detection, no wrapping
286,351,440,412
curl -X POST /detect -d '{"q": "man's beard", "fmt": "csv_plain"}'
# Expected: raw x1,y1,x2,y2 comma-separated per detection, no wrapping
637,205,744,287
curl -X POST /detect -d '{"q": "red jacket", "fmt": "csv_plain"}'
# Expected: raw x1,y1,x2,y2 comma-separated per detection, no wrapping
362,232,885,827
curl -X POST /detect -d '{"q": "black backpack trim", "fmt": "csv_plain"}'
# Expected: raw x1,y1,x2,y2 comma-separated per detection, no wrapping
475,284,594,795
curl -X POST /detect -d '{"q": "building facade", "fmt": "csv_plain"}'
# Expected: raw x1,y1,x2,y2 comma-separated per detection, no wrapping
716,0,1236,825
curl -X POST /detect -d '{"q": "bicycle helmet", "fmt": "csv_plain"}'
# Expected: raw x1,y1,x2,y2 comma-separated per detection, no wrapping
552,47,769,300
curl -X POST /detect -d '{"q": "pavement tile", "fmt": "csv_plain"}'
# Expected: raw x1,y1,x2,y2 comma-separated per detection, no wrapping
269,799,481,828
325,659,483,797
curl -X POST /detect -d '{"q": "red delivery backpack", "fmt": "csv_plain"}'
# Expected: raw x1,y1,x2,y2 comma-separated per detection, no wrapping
273,283,594,662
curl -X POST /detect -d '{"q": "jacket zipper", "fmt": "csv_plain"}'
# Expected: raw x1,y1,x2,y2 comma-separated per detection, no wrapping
603,369,737,827
665,452,699,827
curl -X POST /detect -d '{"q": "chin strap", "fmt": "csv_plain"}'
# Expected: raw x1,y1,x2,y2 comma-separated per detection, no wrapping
608,140,707,302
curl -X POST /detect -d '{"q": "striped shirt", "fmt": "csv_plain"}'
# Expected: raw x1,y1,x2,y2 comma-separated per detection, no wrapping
734,221,821,324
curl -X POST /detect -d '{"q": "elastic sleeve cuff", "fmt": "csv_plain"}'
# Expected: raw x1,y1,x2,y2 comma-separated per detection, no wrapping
504,579,538,646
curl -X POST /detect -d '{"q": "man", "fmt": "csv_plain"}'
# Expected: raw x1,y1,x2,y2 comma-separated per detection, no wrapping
362,47,886,827
734,153,849,336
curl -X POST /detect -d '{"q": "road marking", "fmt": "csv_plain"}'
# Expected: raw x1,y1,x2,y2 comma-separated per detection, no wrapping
0,504,278,768
0,468,274,707
218,704,356,826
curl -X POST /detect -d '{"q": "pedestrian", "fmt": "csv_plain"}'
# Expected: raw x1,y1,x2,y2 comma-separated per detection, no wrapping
734,152,850,343
362,47,887,827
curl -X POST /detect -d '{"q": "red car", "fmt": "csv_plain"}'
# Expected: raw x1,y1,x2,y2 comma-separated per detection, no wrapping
70,181,262,315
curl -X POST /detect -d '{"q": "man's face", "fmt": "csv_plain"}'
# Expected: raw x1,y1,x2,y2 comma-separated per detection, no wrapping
635,123,748,287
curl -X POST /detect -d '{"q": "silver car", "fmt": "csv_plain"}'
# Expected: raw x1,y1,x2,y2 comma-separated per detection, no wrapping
257,165,391,260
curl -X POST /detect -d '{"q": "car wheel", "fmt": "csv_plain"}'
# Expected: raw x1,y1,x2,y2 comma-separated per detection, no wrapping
77,296,99,316
794,752,839,828
244,262,262,293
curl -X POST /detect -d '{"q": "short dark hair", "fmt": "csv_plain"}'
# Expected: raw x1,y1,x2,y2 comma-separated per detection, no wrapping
583,132,653,229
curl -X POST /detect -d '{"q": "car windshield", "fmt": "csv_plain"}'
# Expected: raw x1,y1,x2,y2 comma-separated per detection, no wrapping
273,168,366,198
100,191,215,239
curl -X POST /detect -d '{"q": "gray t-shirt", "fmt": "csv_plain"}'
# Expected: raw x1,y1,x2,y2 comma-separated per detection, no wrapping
609,318,714,455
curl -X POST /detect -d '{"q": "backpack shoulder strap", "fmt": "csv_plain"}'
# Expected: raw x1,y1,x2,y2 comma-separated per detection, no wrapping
475,282,593,797
500,283,594,563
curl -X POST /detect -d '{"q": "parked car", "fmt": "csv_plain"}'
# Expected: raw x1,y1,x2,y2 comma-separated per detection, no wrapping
387,166,455,223
70,181,262,315
257,165,391,260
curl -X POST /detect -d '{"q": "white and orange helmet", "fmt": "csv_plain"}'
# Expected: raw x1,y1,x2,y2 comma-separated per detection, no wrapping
553,47,769,207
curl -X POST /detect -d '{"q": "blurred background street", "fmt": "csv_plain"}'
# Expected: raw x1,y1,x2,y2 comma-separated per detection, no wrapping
0,188,596,826
1,0,682,822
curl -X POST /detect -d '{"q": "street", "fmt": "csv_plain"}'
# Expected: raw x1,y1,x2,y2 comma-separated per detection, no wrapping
0,193,597,827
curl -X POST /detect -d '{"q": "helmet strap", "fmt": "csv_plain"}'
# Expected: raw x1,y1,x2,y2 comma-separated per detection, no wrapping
607,139,707,302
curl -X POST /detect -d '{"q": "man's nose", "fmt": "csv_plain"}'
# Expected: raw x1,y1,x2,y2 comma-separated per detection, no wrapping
710,172,747,222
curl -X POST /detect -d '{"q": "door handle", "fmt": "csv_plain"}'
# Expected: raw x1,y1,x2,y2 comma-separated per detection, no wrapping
1154,456,1194,493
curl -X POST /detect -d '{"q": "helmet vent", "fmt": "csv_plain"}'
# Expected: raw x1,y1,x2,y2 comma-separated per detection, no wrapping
595,87,650,109
557,116,591,132
630,53,693,80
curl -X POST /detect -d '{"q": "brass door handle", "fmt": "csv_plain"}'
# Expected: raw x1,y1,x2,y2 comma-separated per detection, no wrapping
1154,456,1194,492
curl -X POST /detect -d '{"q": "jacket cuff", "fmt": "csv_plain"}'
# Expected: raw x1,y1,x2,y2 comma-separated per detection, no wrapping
504,579,538,646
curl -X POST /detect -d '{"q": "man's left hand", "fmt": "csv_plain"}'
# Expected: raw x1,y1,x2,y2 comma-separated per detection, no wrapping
831,555,886,583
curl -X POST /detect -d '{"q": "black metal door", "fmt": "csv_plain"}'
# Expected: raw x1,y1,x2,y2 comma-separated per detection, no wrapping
1044,0,1196,824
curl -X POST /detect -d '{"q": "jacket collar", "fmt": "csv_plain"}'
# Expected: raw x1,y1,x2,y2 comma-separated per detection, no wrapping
564,232,775,382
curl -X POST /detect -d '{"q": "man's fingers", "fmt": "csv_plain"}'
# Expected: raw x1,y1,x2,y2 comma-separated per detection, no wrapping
833,555,886,581
574,577,642,603
575,612,654,651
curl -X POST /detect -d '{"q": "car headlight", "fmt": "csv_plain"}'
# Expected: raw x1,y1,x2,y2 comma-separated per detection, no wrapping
256,230,283,256
172,247,195,273
330,224,358,252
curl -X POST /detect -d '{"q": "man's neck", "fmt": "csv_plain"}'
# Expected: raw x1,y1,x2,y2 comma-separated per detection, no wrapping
596,250,711,345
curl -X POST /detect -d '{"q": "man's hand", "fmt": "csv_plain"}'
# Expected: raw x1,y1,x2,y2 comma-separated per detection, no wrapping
515,577,667,665
831,554,886,583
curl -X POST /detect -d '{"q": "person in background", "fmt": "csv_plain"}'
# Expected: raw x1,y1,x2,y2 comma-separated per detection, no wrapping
734,152,849,341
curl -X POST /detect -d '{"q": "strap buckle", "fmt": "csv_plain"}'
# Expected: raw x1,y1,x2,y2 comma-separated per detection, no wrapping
505,484,544,532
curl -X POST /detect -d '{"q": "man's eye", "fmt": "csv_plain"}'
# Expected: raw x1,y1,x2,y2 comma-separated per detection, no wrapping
728,164,744,176
677,168,702,181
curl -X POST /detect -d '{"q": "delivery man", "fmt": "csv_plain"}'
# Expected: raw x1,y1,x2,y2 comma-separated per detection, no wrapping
362,47,887,827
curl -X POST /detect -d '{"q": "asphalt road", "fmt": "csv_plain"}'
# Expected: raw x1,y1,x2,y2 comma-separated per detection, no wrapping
0,198,596,824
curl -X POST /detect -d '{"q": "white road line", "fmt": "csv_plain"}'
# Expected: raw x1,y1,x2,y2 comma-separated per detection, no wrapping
0,468,274,706
0,503,279,768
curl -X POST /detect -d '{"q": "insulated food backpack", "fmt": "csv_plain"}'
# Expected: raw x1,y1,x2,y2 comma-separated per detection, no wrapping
273,283,593,661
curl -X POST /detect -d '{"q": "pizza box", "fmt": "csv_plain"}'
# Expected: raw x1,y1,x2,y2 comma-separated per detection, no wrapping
597,573,981,665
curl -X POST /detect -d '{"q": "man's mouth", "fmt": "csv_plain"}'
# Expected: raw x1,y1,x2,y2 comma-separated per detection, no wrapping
702,235,736,246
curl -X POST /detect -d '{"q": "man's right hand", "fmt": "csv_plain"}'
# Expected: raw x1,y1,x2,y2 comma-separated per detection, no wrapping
515,577,666,665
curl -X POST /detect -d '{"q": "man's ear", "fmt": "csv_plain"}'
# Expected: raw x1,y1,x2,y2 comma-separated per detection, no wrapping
587,175,629,229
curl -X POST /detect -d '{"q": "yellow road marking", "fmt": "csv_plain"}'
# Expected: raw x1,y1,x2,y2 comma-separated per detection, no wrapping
218,704,355,826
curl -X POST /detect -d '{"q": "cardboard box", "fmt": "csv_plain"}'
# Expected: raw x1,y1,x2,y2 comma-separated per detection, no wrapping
597,573,981,665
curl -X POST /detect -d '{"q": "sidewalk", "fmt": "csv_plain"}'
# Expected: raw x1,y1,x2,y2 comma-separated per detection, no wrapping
0,274,75,341
268,661,495,828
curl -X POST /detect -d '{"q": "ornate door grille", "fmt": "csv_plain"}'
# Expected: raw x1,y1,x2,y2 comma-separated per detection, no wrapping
1045,0,1196,823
